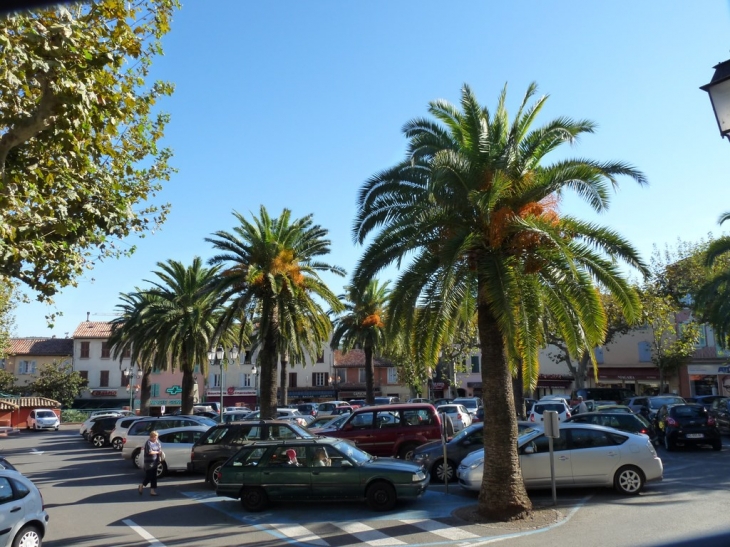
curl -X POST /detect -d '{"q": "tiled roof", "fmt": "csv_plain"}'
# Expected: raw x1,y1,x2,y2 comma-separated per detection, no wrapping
334,349,393,368
0,397,61,408
72,321,113,339
9,338,73,356
0,400,18,410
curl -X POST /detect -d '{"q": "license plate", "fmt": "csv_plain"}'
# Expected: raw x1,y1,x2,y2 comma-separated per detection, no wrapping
686,433,704,439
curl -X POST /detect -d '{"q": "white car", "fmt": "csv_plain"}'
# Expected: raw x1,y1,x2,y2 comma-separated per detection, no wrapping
125,425,210,475
438,404,473,432
26,409,60,431
109,416,144,450
244,408,311,426
121,416,217,460
457,423,663,495
452,397,482,417
528,400,572,423
0,469,49,547
317,401,351,417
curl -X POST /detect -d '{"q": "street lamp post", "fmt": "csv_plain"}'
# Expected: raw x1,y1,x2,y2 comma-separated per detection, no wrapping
329,373,341,400
208,345,239,423
123,364,142,414
250,364,259,410
701,59,730,140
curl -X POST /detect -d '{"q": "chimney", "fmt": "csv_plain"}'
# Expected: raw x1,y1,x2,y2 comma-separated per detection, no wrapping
86,312,90,322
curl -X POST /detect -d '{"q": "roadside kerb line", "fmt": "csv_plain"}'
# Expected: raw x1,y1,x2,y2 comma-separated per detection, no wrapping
123,519,167,547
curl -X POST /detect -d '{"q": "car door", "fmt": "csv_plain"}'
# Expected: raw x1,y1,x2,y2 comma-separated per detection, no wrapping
260,446,311,500
567,428,622,485
519,431,572,488
308,445,359,500
0,476,23,538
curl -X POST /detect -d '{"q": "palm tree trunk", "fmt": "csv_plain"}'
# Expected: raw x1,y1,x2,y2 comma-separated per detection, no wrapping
259,330,279,419
139,369,151,416
477,300,532,520
181,367,195,415
364,345,375,404
279,352,289,407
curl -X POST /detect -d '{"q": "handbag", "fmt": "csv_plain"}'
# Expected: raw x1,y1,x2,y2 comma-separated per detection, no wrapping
160,450,166,462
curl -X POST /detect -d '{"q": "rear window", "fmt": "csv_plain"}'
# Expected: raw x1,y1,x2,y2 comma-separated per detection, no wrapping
534,404,565,414
673,406,705,418
454,399,479,409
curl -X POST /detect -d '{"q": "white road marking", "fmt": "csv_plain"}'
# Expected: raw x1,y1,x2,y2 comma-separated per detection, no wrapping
270,523,329,546
400,518,479,539
123,519,167,547
335,522,407,545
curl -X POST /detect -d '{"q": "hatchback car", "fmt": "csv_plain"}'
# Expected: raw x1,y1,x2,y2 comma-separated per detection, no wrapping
126,425,210,475
88,416,122,448
121,415,217,459
26,409,59,431
709,397,730,434
655,403,721,451
567,411,658,445
109,416,143,451
325,403,443,460
297,403,319,417
528,400,571,423
452,397,481,417
79,411,125,438
317,401,351,416
0,469,49,547
216,437,428,512
457,423,663,495
437,404,472,432
189,420,315,487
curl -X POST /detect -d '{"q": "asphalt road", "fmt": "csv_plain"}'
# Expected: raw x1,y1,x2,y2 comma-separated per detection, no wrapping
3,425,730,547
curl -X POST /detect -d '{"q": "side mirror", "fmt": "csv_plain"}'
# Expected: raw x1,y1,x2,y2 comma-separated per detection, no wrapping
523,444,535,455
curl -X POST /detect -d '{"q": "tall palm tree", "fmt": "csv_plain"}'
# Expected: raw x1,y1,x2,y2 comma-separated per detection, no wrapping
206,206,345,418
353,83,647,520
698,212,730,345
330,280,390,404
142,258,221,414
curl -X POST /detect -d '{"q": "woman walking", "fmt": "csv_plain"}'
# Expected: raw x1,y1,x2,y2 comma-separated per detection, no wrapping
138,430,163,496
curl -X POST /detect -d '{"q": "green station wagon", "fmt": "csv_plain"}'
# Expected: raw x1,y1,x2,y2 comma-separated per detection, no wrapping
216,437,429,512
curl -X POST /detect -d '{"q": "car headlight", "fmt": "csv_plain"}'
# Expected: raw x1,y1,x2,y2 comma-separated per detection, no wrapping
413,470,427,482
413,454,428,464
468,458,484,470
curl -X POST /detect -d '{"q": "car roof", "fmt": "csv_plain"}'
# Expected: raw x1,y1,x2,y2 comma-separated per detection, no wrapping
229,436,347,449
352,403,435,412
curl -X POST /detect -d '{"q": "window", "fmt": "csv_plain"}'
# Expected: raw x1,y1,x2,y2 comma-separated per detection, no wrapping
289,372,297,388
638,341,652,362
358,368,366,383
101,342,111,359
79,370,88,382
122,347,131,359
0,477,13,503
312,372,328,387
212,373,221,388
244,350,252,364
18,360,36,375
242,373,252,388
99,370,109,387
151,383,160,397
387,367,398,384
470,355,480,373
80,341,90,359
121,372,130,387
526,432,569,453
317,352,325,363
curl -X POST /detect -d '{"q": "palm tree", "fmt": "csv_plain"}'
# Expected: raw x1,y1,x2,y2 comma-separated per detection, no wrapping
330,280,390,404
353,83,647,520
206,206,345,418
142,258,221,414
698,212,730,346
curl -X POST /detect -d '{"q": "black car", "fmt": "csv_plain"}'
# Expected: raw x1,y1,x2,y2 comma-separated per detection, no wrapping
656,403,721,451
189,420,315,487
567,411,658,445
685,395,725,411
709,397,730,434
88,416,120,448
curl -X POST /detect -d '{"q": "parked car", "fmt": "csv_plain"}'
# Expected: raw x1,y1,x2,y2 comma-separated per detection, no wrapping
457,423,663,495
634,395,686,422
121,415,217,460
306,415,345,430
216,437,429,512
373,396,400,405
0,469,49,547
307,413,350,434
412,422,534,482
109,416,144,451
567,411,658,445
573,388,634,404
88,416,122,448
528,399,572,424
473,407,484,423
79,412,125,439
622,396,654,414
311,401,350,417
407,398,432,404
297,403,319,417
437,404,472,432
595,404,635,413
126,426,209,475
325,403,443,460
655,403,721,451
222,410,255,423
452,397,482,417
189,420,315,487
709,397,730,434
685,395,726,411
347,399,367,408
432,398,454,408
26,409,59,431
243,408,311,426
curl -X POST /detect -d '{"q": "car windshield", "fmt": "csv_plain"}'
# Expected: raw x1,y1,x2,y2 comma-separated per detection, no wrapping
534,404,565,414
333,440,372,464
37,411,55,418
320,415,347,429
649,397,685,409
451,423,482,442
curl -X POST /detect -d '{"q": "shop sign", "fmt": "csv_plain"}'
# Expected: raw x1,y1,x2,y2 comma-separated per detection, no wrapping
166,385,183,395
151,399,181,406
91,390,118,397
688,364,730,375
206,388,256,397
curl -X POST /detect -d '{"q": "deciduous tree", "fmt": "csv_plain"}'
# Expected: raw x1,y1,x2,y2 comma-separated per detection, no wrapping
29,362,87,407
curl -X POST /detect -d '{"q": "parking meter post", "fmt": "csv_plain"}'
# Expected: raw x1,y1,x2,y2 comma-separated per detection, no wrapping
543,410,560,506
442,418,449,493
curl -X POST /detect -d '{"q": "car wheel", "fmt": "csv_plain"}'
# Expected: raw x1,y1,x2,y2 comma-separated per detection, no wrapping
240,486,268,512
366,480,397,511
398,443,418,461
92,434,106,448
112,437,123,451
663,434,674,451
133,448,142,469
12,523,42,547
156,461,167,478
614,465,645,495
432,459,455,483
208,461,224,488
712,440,722,451
26,422,30,430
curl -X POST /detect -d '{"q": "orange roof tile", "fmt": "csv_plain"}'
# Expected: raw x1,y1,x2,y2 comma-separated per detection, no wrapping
72,321,113,339
8,338,73,356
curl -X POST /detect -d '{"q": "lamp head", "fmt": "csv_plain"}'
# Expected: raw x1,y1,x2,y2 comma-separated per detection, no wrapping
215,346,224,361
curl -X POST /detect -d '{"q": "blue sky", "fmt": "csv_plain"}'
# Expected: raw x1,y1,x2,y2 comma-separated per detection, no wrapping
12,0,730,337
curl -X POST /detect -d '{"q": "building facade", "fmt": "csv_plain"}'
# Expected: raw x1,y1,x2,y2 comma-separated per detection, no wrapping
1,337,74,391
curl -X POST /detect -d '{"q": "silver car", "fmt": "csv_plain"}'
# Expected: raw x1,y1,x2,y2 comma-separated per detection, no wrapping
457,423,663,495
125,425,211,475
0,469,49,547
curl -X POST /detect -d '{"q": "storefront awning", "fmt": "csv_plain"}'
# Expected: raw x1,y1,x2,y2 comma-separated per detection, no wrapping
597,367,659,381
